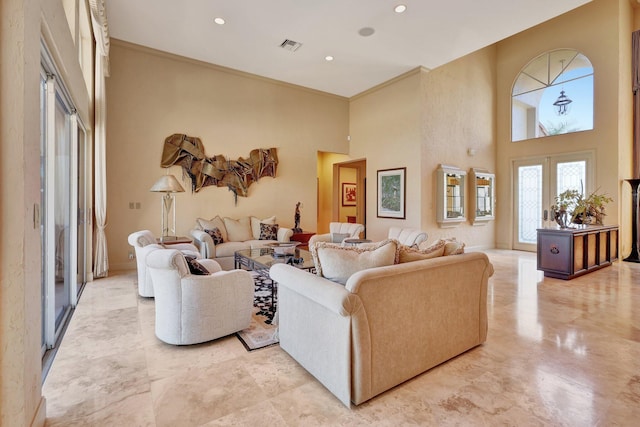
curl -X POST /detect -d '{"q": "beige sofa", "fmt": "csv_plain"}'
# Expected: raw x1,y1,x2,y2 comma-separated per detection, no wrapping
269,251,493,407
190,215,293,270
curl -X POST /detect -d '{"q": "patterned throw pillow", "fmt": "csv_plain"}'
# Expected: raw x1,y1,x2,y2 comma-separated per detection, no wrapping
204,227,224,245
196,216,228,241
184,255,210,275
259,223,279,240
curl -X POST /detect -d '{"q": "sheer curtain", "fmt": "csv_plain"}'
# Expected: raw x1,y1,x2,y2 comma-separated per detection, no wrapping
90,0,110,277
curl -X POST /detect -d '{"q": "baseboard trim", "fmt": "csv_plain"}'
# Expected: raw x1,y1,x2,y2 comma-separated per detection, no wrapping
31,396,46,427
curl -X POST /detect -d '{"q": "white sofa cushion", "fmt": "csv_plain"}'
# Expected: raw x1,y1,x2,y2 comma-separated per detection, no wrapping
311,239,399,284
223,216,253,242
197,216,228,242
251,215,276,240
214,241,253,258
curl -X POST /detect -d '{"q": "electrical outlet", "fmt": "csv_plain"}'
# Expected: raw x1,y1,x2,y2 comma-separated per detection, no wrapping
128,250,135,260
129,202,134,209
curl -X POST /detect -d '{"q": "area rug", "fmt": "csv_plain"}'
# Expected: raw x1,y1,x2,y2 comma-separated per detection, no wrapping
236,272,279,351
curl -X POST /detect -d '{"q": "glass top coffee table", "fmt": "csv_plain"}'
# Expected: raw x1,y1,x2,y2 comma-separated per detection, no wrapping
234,247,315,278
234,247,316,304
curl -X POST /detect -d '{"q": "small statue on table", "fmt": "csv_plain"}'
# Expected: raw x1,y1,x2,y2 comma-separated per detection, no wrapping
292,202,303,233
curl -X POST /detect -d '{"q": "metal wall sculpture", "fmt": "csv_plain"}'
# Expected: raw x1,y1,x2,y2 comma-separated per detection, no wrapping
161,133,278,199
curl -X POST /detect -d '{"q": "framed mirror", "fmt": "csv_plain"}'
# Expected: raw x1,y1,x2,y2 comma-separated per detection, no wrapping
436,164,466,227
469,168,495,225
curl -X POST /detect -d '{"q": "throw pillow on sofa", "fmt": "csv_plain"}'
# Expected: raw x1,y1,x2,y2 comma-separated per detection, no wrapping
204,227,225,245
311,239,399,285
184,255,210,275
398,239,446,263
259,223,279,240
197,216,228,242
331,232,351,243
223,216,254,242
442,238,465,255
414,238,466,257
251,216,276,240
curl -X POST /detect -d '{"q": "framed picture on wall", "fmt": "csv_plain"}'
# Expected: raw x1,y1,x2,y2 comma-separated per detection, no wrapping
342,182,357,206
377,167,406,219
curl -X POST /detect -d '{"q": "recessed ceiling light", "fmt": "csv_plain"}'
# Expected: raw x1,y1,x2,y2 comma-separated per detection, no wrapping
325,55,334,62
358,27,375,37
394,5,407,13
214,17,225,25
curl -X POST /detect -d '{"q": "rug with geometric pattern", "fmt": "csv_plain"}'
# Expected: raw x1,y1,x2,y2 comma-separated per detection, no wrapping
235,272,279,351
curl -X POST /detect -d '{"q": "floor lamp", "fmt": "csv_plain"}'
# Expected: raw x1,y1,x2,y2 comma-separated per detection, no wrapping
150,174,185,242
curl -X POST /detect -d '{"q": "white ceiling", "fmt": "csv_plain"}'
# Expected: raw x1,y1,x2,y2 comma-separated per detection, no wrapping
106,0,592,98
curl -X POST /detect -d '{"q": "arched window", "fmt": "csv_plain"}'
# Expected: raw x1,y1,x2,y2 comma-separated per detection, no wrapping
512,49,593,142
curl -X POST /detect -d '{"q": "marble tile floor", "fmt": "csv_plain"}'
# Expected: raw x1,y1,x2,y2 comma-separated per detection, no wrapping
43,249,640,426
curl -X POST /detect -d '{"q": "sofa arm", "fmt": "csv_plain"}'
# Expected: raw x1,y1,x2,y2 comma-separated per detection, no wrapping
270,264,359,407
199,259,222,273
270,264,357,316
308,233,331,248
190,229,215,259
277,226,293,242
165,242,199,253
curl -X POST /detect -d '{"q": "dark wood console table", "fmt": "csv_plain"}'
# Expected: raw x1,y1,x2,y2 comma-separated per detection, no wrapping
537,225,619,280
291,231,315,250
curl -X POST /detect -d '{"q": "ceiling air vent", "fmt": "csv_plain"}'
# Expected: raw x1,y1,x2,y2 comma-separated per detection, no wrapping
279,39,302,52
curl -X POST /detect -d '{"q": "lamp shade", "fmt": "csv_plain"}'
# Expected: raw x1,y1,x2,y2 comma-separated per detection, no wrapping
150,175,185,193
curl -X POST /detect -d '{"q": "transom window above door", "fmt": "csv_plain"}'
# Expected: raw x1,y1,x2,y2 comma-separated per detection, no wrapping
512,49,594,142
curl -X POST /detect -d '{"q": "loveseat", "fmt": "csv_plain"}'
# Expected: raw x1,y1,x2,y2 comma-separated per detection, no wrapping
190,215,293,270
269,244,493,407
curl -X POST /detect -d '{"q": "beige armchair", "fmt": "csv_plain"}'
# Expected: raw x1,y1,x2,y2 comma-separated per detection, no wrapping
309,222,365,247
127,230,200,297
146,249,254,345
388,227,428,248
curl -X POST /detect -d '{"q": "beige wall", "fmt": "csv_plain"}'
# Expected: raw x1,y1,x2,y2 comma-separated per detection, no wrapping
349,70,424,241
350,52,496,249
421,47,497,248
1,0,91,425
107,41,349,269
495,0,634,252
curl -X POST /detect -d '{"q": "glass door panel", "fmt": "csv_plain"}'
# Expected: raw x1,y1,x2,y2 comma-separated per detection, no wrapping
53,94,71,329
513,152,593,252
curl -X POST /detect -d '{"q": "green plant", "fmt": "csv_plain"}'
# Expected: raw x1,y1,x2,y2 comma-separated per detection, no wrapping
551,189,613,226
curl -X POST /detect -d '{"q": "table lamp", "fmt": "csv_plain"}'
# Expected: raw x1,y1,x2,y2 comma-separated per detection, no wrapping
150,174,185,242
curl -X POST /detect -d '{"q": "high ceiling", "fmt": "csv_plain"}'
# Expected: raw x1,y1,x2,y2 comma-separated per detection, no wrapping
106,0,592,98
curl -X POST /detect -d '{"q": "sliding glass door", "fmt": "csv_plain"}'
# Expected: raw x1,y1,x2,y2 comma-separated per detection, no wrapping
41,47,89,353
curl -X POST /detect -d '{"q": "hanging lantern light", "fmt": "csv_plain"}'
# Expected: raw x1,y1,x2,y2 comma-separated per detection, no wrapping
553,90,573,115
553,59,572,115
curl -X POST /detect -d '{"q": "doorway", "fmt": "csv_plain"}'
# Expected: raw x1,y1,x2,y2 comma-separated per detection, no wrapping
333,159,367,236
513,151,594,251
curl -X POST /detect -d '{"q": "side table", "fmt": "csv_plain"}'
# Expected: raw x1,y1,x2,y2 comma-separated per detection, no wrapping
291,231,315,250
157,236,193,245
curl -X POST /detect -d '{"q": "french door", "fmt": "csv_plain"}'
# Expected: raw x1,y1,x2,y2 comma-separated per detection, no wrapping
513,152,594,251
